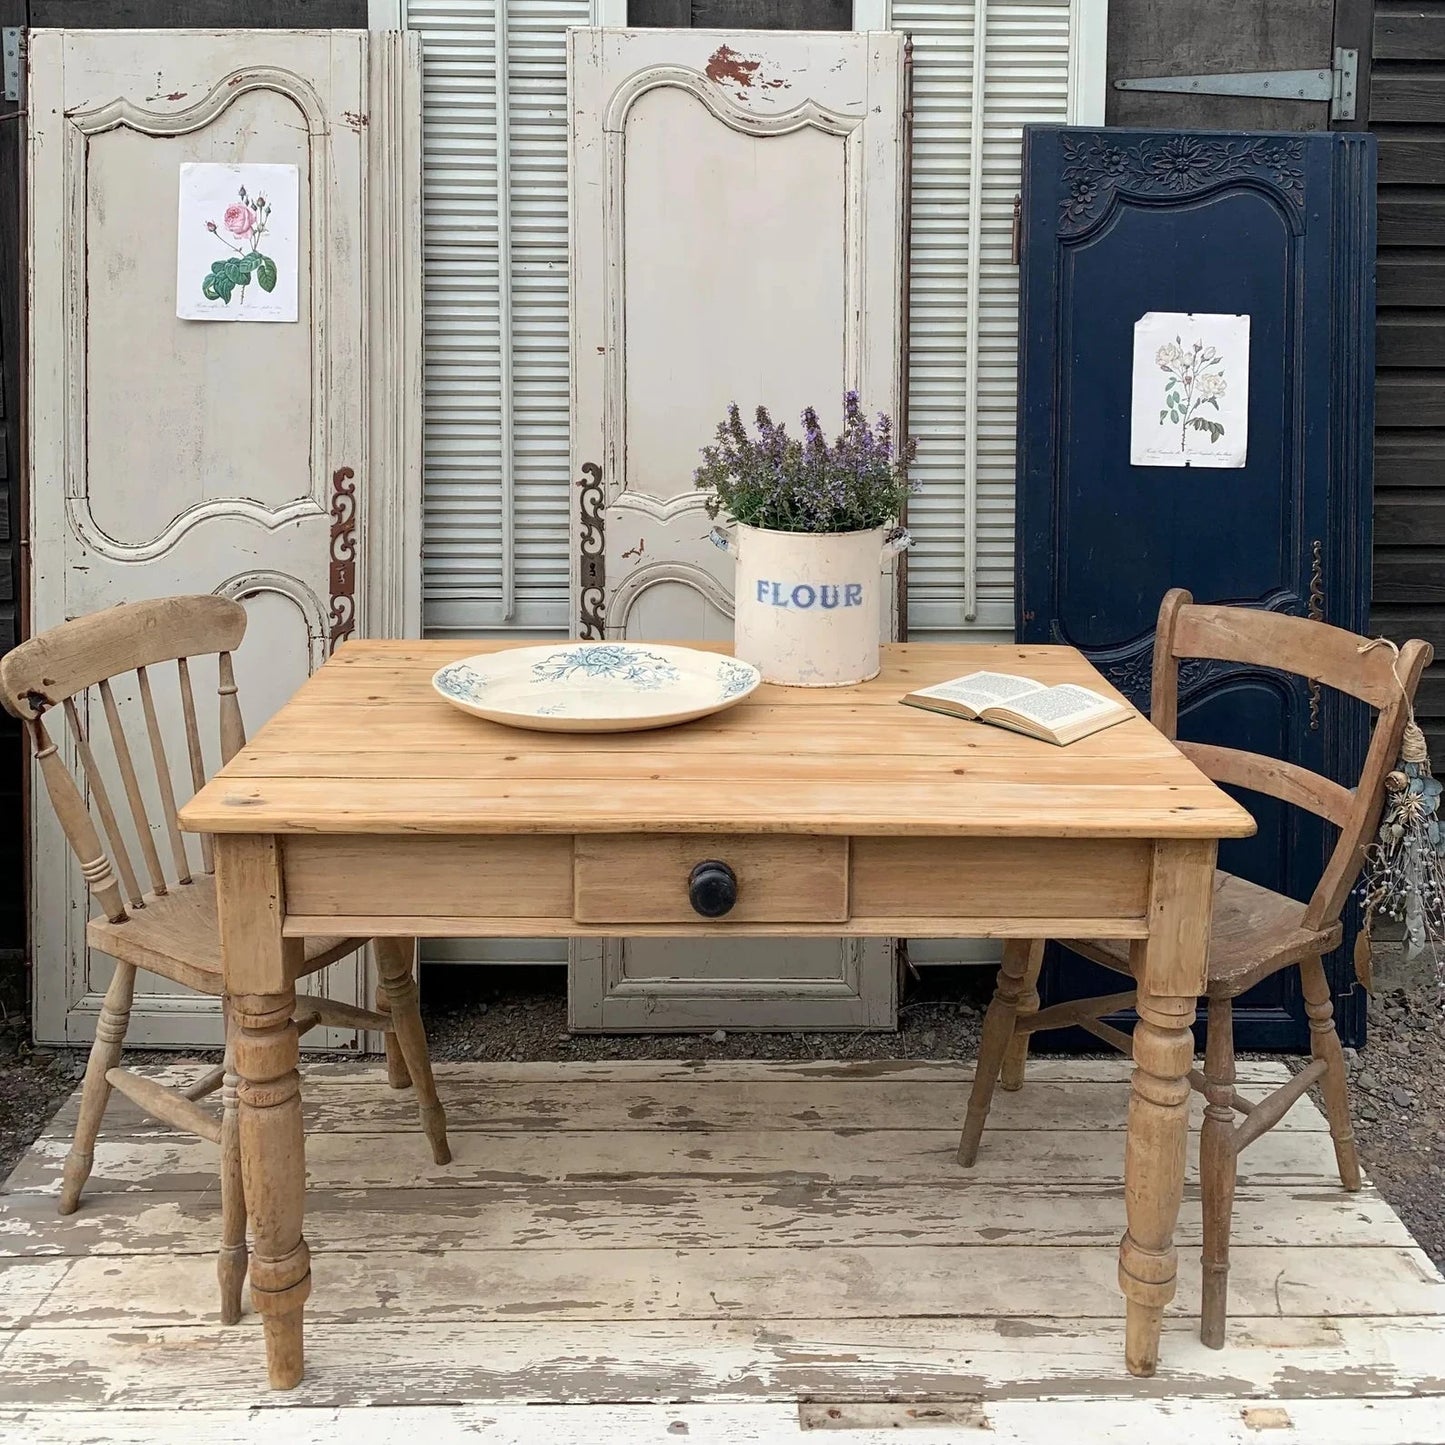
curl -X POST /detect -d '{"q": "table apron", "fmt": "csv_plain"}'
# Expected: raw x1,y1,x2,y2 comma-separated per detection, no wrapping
275,833,1156,940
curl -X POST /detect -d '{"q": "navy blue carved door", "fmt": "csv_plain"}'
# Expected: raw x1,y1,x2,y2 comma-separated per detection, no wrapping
1015,128,1376,1049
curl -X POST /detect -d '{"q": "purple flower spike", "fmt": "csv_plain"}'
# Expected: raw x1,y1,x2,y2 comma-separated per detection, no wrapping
693,392,919,534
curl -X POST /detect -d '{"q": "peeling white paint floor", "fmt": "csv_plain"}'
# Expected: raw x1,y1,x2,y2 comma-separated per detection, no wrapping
1,1059,1443,1444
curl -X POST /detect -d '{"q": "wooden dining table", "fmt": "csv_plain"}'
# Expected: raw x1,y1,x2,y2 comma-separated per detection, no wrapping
178,639,1255,1390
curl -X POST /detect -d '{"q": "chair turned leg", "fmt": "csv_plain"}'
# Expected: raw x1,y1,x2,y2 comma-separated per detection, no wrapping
1300,955,1362,1192
1000,942,1046,1092
375,974,412,1091
374,938,451,1165
958,940,1043,1167
59,962,137,1215
1199,995,1237,1350
217,1003,249,1325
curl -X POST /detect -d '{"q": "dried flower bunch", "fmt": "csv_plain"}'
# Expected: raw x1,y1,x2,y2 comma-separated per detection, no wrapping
695,392,918,534
1359,718,1445,974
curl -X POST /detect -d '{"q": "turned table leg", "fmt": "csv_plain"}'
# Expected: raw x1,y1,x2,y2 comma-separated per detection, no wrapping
1119,989,1196,1375
233,991,309,1387
1117,838,1215,1377
217,835,311,1390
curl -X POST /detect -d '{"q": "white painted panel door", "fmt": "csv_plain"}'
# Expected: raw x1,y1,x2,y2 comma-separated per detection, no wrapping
568,28,903,1031
27,29,422,1046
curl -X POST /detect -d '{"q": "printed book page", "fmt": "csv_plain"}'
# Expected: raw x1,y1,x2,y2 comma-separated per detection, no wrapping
999,683,1117,726
913,671,1046,713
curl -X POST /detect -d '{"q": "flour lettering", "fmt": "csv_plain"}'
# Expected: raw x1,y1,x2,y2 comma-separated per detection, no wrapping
756,580,865,609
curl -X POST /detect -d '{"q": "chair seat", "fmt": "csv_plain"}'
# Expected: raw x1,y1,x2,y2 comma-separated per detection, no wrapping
87,874,362,995
1063,870,1344,999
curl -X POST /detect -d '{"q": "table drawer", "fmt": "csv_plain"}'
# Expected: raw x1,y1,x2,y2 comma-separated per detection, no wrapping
574,834,849,925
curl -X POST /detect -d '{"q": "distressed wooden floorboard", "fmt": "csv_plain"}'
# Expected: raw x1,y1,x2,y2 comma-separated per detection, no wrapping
2,1316,1444,1411
0,1123,1349,1196
44,1074,1324,1139
85,1057,1299,1086
0,1182,1415,1258
3,1242,1440,1331
0,1059,1441,1435
4,1397,1445,1445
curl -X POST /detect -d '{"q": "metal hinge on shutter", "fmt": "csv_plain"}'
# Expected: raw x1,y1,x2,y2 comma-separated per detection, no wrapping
3,29,23,103
1114,47,1358,122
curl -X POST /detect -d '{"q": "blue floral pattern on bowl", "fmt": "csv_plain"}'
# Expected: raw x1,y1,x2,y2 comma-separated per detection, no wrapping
434,662,490,698
530,644,681,691
431,643,761,733
717,659,757,700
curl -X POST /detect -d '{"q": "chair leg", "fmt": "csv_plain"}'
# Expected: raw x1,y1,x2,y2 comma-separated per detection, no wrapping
957,939,1043,1167
1300,955,1362,1192
374,938,451,1166
375,973,412,1091
1000,942,1047,1092
217,1000,249,1325
58,962,137,1215
1199,995,1237,1350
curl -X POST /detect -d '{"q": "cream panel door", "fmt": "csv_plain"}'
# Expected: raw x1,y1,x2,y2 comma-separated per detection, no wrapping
568,28,903,1031
27,29,421,1046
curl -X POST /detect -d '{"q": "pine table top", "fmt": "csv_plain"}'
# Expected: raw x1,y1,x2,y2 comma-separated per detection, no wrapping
178,641,1257,840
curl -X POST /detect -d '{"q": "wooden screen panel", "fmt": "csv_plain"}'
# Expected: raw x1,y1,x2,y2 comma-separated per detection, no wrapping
1369,0,1445,762
28,1,366,22
627,0,849,28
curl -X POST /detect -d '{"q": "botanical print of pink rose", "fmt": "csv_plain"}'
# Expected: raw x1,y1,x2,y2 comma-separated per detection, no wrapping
222,202,254,238
201,183,277,307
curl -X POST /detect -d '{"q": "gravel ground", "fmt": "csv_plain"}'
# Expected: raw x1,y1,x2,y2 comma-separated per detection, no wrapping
421,961,991,1063
1339,981,1445,1266
2,958,1441,1270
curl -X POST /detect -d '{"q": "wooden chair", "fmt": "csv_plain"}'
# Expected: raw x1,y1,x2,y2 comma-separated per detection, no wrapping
0,596,451,1325
955,589,1432,1348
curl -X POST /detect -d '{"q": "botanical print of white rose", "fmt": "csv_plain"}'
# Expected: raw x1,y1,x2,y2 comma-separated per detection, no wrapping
1157,336,1227,452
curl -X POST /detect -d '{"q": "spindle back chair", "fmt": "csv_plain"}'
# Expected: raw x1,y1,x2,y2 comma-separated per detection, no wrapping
955,588,1432,1349
0,596,450,1324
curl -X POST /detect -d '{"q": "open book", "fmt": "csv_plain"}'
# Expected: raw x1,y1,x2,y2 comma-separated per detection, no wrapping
900,670,1132,746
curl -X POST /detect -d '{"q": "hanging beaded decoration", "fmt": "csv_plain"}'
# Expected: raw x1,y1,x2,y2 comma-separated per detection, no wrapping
1357,639,1445,989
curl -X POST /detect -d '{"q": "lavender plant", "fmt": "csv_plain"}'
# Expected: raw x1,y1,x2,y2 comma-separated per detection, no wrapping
694,392,918,534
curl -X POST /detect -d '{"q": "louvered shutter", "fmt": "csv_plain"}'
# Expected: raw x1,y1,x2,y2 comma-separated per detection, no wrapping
411,0,586,634
897,0,1083,633
409,0,1100,637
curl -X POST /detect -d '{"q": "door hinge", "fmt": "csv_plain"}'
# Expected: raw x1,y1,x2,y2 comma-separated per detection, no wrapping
1307,538,1324,731
1114,47,1358,122
2,29,23,105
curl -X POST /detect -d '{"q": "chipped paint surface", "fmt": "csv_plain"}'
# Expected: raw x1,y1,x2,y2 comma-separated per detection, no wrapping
704,45,792,98
2,1059,1443,1423
1242,1405,1293,1430
706,45,761,89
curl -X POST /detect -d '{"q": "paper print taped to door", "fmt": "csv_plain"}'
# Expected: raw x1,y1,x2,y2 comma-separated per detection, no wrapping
176,163,299,322
1129,312,1249,468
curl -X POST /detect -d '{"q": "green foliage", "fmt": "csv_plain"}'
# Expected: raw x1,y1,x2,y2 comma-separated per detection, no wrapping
198,251,278,305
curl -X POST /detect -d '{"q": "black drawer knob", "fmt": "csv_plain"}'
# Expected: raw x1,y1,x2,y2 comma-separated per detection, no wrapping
689,860,738,918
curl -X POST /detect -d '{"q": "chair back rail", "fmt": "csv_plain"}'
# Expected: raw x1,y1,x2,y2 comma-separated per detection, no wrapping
0,596,250,923
1175,742,1354,826
1151,587,1433,935
0,596,245,718
1171,602,1407,709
